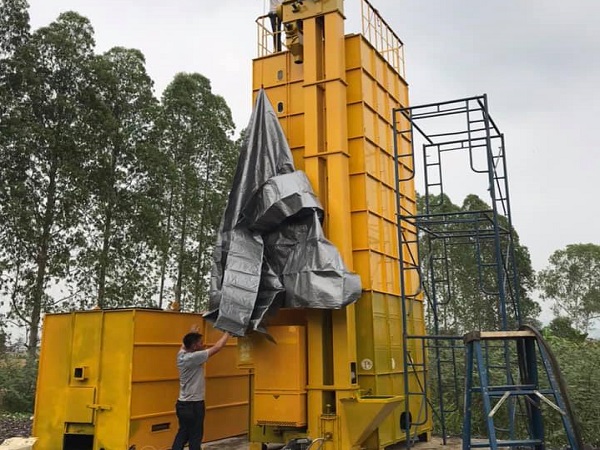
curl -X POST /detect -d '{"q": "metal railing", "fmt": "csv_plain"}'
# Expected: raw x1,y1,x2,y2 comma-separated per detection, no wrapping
256,1,406,78
256,14,286,57
361,0,406,78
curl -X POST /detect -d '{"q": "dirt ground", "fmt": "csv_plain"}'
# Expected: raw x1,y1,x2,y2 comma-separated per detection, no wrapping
0,414,460,450
202,435,462,450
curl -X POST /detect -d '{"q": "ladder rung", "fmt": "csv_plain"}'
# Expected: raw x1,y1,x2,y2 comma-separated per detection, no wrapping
488,384,536,391
470,439,543,448
464,330,536,342
484,389,551,397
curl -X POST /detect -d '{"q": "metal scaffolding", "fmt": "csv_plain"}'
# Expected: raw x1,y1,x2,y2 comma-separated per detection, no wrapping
393,95,581,449
393,95,522,443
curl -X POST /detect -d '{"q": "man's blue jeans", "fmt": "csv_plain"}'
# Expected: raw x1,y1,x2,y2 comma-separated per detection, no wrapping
172,400,205,450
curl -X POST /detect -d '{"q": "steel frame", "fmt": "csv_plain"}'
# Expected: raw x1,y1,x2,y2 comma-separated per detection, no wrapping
393,95,523,444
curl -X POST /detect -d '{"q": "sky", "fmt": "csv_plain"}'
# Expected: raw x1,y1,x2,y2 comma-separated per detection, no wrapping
24,0,600,326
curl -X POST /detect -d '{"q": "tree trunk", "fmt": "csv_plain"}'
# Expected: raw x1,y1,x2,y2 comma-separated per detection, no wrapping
97,146,120,308
193,150,213,311
158,186,174,308
28,163,57,357
97,204,113,309
175,184,189,307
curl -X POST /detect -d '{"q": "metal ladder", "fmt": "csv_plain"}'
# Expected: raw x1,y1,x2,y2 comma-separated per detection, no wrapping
462,329,581,450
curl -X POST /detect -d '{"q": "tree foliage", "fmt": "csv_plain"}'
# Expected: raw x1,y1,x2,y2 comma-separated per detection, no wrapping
0,353,37,412
417,193,540,334
538,243,600,333
71,47,162,309
0,5,238,351
157,73,236,310
0,11,97,355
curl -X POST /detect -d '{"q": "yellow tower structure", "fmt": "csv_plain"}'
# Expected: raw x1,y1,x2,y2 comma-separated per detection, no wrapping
244,0,432,449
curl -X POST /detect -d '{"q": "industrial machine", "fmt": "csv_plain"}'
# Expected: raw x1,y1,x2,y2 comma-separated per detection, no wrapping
244,0,431,448
30,1,585,449
32,309,249,449
32,2,429,449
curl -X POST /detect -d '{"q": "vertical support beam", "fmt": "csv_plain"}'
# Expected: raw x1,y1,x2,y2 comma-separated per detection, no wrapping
475,341,498,450
301,14,327,446
300,5,356,449
523,338,544,450
302,17,324,199
462,342,474,450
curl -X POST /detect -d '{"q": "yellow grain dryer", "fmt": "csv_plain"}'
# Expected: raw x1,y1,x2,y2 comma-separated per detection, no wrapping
244,0,431,449
33,309,248,449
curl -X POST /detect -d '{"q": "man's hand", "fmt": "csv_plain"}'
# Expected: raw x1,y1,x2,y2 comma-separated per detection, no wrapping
207,331,230,357
190,324,200,333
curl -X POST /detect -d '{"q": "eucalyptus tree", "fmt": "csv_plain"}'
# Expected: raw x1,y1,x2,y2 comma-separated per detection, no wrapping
0,12,97,355
0,0,29,57
538,243,600,333
158,73,236,310
71,47,162,309
0,0,30,300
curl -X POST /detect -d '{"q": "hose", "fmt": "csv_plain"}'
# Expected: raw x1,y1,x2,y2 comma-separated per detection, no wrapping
519,324,584,450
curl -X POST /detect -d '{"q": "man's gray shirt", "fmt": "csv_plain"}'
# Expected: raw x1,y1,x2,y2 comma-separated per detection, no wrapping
177,349,209,401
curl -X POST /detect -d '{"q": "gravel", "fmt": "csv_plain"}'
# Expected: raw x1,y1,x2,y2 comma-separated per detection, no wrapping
0,414,32,444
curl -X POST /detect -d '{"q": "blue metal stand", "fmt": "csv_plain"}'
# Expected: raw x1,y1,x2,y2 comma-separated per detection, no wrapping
462,330,580,450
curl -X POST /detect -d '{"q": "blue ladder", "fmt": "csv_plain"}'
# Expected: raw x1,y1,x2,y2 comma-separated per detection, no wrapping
462,329,581,450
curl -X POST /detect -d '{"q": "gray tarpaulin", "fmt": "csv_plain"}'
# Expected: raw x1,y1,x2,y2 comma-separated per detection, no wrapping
205,89,361,336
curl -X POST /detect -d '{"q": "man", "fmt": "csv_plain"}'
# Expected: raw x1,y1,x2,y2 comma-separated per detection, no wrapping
269,0,283,52
171,327,230,450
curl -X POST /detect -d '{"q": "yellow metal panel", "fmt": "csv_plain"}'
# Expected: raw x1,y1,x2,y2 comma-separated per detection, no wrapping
340,395,403,447
252,53,288,90
382,183,396,220
344,35,360,69
65,388,96,424
349,177,367,212
346,69,362,104
282,0,344,22
366,177,382,216
361,72,375,107
255,391,307,427
250,326,307,427
363,106,377,143
381,219,396,256
352,250,372,288
33,314,73,450
205,402,249,442
128,416,176,450
365,140,380,177
35,310,249,450
347,103,365,140
253,326,306,391
70,312,103,386
348,138,365,174
373,252,387,292
350,211,369,251
367,213,381,252
95,310,134,450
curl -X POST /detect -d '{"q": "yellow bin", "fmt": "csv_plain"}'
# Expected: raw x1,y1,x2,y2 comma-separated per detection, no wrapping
33,309,249,450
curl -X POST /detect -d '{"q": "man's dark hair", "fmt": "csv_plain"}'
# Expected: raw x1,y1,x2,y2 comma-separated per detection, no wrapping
183,332,202,350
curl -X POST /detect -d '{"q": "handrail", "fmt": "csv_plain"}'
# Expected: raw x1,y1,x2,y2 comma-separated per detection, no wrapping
361,0,406,78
